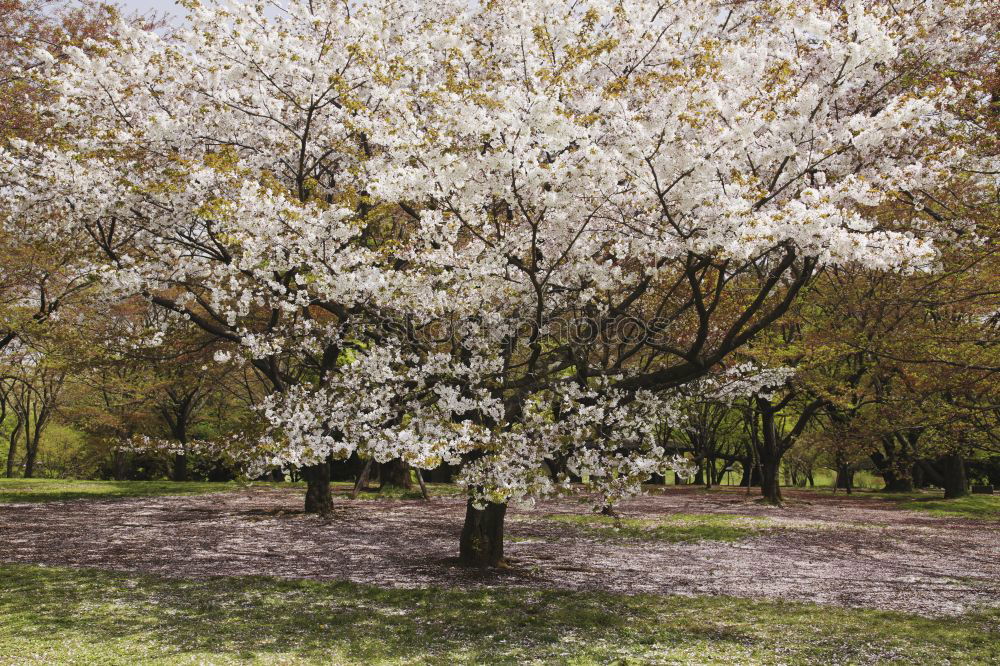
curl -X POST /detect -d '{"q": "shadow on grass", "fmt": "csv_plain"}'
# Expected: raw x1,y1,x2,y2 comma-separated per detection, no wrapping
0,564,997,665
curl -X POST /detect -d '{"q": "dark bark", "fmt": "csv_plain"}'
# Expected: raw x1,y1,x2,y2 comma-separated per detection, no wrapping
302,462,332,515
759,453,782,504
112,450,128,481
835,465,854,494
738,458,761,487
872,432,922,492
757,402,782,504
707,457,721,486
425,463,458,483
872,451,914,492
351,458,374,499
882,475,913,493
919,458,946,488
458,499,507,567
23,443,37,478
415,467,430,500
160,388,199,483
881,473,914,492
23,416,40,478
173,453,188,482
6,414,21,478
379,459,412,490
941,453,968,499
751,394,824,504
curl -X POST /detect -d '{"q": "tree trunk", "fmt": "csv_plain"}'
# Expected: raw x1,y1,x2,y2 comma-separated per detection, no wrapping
738,458,761,487
302,462,332,515
835,465,854,492
379,459,412,490
23,446,37,478
882,473,914,492
6,420,20,478
458,499,507,567
759,455,782,504
757,402,782,504
23,421,39,478
941,453,968,499
874,451,914,492
173,453,188,482
112,449,128,481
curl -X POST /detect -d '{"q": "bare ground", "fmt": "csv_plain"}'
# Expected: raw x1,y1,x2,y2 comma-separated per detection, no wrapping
1,486,997,616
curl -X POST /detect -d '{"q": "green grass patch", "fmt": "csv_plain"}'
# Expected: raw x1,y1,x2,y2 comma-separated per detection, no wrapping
0,478,465,505
0,563,996,665
0,478,253,504
543,512,774,543
900,494,1000,520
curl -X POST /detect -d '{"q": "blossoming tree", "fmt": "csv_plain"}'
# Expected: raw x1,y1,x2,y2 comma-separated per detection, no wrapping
0,0,990,564
370,0,988,562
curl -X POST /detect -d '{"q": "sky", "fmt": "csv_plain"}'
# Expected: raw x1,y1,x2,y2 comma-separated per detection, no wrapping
119,0,183,19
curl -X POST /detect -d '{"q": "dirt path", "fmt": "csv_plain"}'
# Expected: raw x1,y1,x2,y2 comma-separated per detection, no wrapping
2,486,997,616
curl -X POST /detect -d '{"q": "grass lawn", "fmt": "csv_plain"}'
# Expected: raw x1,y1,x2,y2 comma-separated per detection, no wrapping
0,478,465,504
0,478,248,504
899,494,1000,520
540,512,775,543
665,484,1000,520
0,563,996,665
786,485,1000,520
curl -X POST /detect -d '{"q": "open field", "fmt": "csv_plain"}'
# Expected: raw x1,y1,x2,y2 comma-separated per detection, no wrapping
3,483,998,616
1,562,998,665
2,0,998,662
2,481,999,664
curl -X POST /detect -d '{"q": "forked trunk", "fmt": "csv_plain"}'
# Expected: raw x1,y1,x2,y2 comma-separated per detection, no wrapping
459,499,507,567
302,462,332,515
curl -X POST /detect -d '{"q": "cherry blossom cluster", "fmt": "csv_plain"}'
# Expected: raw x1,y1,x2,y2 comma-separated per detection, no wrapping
0,0,989,508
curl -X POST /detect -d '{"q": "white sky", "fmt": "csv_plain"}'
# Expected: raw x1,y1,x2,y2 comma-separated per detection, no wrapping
119,0,184,19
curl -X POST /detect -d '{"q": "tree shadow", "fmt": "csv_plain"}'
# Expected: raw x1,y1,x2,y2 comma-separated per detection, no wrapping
0,564,806,664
